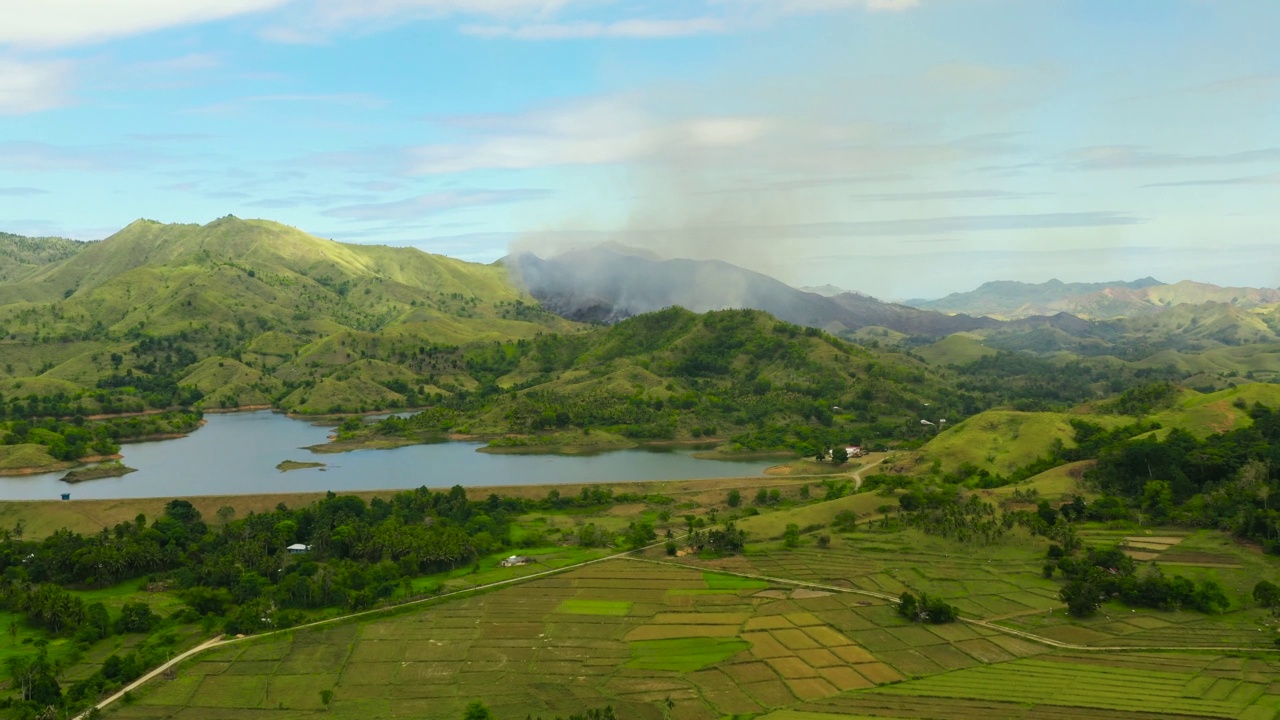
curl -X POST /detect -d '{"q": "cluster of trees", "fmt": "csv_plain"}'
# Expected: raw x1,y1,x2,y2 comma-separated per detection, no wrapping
0,411,201,461
685,521,747,555
1050,545,1229,617
0,484,668,640
0,482,688,715
949,352,1169,412
900,493,1013,546
1087,403,1280,548
897,591,959,624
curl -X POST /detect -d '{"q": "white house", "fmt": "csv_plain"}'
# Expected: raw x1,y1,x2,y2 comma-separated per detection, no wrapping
499,555,530,567
287,543,311,554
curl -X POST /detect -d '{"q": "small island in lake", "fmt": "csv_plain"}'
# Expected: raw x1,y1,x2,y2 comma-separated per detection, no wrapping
61,461,137,484
276,459,327,472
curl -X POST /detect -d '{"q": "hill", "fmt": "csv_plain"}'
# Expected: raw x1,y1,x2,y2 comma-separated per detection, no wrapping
899,382,1280,480
352,307,961,452
507,245,996,337
909,277,1280,320
0,217,579,415
0,231,91,283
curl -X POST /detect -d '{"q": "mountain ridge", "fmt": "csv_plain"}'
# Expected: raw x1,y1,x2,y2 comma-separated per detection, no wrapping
907,277,1280,320
506,245,996,337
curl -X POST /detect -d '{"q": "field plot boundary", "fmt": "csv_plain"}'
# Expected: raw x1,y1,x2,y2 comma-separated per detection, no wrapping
624,557,1280,655
78,543,1280,720
73,542,659,719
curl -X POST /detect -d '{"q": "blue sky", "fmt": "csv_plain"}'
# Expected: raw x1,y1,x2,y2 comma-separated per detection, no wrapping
1,0,1277,299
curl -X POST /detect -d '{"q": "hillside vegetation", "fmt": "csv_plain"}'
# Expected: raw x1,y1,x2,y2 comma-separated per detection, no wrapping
0,217,579,417
351,307,963,454
0,231,90,283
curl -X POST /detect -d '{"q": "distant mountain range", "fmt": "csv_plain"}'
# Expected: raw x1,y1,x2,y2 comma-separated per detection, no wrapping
505,245,996,337
907,278,1280,320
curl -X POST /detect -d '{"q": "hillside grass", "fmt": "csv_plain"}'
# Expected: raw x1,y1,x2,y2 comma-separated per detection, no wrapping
912,410,1126,476
915,333,997,366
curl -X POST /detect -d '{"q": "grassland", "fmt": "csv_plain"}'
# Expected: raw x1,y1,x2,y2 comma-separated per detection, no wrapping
906,409,1125,476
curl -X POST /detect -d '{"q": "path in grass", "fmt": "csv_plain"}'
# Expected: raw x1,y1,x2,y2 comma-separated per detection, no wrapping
851,456,885,491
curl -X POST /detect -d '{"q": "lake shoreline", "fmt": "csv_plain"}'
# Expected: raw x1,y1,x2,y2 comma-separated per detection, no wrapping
0,410,777,501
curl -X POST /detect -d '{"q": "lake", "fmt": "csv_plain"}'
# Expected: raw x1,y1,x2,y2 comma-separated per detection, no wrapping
0,411,773,501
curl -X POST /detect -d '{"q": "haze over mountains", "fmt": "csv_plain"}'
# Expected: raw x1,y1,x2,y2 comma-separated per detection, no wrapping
505,245,996,337
910,278,1280,321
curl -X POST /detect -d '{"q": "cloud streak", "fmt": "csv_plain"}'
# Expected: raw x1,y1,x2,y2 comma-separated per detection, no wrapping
1066,145,1280,170
322,189,552,221
462,17,727,40
0,57,74,115
1143,172,1280,188
0,186,49,197
0,0,289,49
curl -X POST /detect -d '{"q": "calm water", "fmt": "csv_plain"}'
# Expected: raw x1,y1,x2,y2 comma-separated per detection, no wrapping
1,411,770,501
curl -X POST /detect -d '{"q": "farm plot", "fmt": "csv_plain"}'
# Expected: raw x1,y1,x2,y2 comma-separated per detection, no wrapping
855,654,1280,719
117,556,1056,720
731,528,1063,621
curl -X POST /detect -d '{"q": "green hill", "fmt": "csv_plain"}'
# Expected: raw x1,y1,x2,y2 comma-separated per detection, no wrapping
909,410,1126,476
915,333,997,366
354,307,958,451
0,217,579,414
1149,383,1280,439
0,231,91,283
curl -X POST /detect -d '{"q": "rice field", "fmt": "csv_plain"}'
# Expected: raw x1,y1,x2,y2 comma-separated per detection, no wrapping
843,653,1280,719
97,503,1280,720
107,557,1054,720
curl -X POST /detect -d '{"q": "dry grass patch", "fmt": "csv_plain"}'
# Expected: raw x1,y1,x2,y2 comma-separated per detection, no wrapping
722,661,782,684
917,643,982,671
879,649,944,677
831,645,879,664
766,656,818,679
817,665,874,691
740,679,799,708
786,677,839,701
745,616,796,630
954,638,1015,663
795,648,842,667
772,628,822,650
784,612,825,626
744,631,793,659
801,625,855,647
652,612,751,625
853,662,904,685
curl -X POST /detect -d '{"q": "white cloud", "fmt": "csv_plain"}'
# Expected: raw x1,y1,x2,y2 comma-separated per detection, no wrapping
0,0,289,49
409,97,771,174
261,0,579,42
0,57,74,114
462,17,727,40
